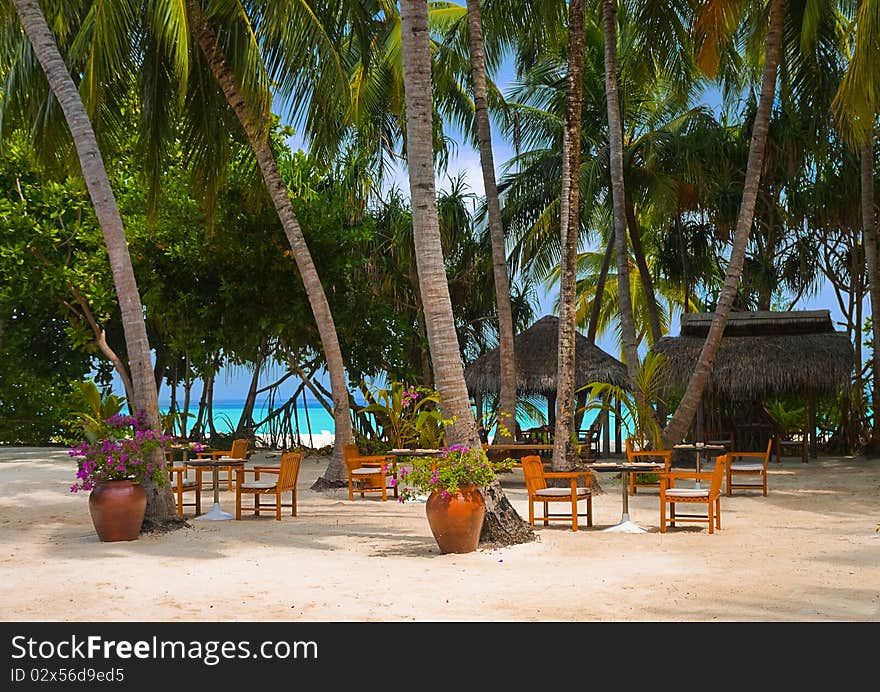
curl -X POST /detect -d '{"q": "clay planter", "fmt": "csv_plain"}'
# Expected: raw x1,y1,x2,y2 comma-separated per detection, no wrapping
88,480,147,542
424,485,486,554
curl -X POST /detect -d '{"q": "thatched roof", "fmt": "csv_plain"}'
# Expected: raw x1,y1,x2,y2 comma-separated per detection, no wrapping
651,310,854,400
679,309,835,337
464,315,629,395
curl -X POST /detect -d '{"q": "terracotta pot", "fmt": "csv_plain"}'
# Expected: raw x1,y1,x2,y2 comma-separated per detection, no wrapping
88,480,147,542
425,485,486,554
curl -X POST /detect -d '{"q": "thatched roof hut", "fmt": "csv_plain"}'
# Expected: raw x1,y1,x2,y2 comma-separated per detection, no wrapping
464,315,629,396
651,310,854,401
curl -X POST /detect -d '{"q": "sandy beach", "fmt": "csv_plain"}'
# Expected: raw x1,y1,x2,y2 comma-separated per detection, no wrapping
1,445,878,622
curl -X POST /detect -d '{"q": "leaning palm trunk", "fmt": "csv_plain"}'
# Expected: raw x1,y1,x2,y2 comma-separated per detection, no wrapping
12,0,175,523
551,0,587,471
465,0,518,444
662,0,787,448
860,140,880,456
626,198,663,345
187,2,354,485
602,0,640,380
399,0,533,546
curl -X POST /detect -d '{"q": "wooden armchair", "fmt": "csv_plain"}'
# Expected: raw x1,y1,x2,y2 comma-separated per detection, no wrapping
659,454,728,534
342,444,393,501
235,451,302,520
625,438,673,495
168,465,203,518
521,455,593,531
195,438,249,491
726,438,773,496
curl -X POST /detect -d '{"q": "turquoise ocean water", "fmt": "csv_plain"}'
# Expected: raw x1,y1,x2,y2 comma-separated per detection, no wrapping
159,399,336,435
160,398,620,441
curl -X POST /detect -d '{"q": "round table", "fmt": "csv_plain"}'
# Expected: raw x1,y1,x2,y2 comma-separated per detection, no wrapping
587,461,665,533
185,457,246,520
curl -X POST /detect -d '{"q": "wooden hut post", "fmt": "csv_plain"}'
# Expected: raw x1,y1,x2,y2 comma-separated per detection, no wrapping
599,393,610,456
695,397,704,443
547,391,557,429
808,391,817,458
614,397,622,453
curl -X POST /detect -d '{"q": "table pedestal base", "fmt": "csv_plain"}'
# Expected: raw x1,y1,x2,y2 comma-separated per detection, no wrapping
194,502,233,521
603,516,649,533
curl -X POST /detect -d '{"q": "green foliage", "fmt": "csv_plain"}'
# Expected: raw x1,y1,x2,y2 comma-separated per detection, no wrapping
763,397,807,434
69,411,170,492
159,408,195,438
581,352,669,449
360,382,446,450
396,445,512,502
65,380,127,442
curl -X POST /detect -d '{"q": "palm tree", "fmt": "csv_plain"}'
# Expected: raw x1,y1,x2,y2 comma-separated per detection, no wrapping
182,0,357,486
398,0,533,546
602,0,640,381
464,0,518,443
661,0,788,447
9,0,175,521
832,0,880,455
551,0,587,471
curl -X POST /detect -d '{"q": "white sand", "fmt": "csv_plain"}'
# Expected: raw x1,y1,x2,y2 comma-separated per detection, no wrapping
1,446,878,622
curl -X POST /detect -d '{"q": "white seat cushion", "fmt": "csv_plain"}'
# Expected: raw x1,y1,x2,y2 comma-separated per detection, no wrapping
241,481,277,490
352,468,383,477
535,488,589,498
666,488,709,498
730,463,764,472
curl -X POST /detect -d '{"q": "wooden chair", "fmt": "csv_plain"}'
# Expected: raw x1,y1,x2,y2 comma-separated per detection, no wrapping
659,454,728,534
726,438,773,496
775,430,808,464
195,438,249,491
168,464,202,517
342,443,392,501
625,438,673,495
235,451,302,520
520,455,593,531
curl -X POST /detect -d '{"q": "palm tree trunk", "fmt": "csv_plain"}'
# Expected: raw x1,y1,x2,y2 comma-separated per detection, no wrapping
399,0,533,546
465,0,518,444
860,139,880,456
551,0,587,473
587,232,615,343
625,196,663,345
12,0,174,523
603,0,640,379
187,1,354,486
662,0,787,448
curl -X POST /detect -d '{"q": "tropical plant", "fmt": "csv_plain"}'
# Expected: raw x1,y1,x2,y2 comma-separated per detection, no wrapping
6,0,171,519
65,380,126,437
551,0,587,472
581,351,669,451
763,398,807,436
395,445,511,502
183,1,357,484
399,0,532,546
661,0,787,447
359,382,446,450
461,0,518,443
69,411,171,493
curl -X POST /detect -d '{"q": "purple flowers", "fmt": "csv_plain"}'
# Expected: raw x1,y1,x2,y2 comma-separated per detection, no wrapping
69,411,171,493
396,446,511,503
